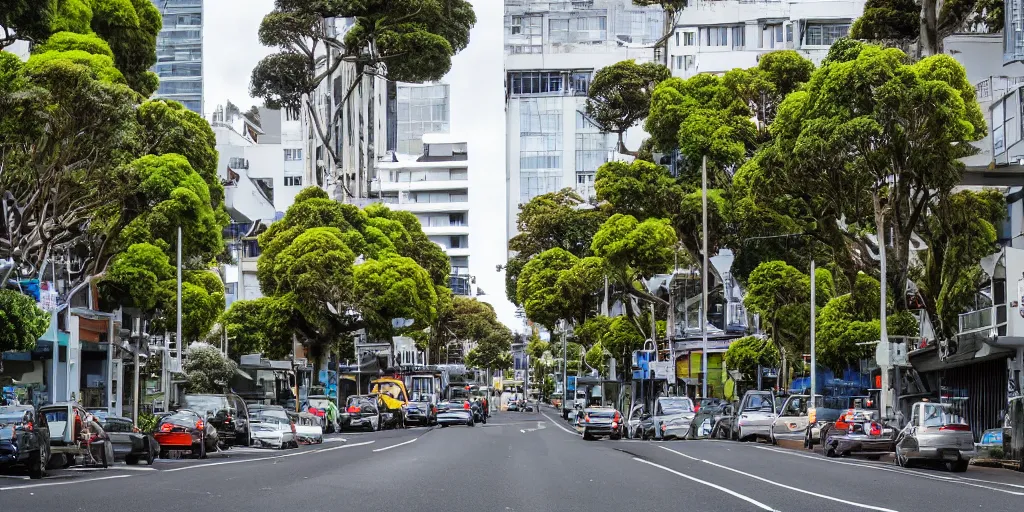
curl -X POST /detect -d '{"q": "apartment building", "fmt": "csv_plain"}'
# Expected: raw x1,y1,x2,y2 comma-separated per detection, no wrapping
666,0,865,78
211,105,305,304
387,83,452,156
375,135,475,297
150,0,203,114
303,18,388,205
504,0,665,241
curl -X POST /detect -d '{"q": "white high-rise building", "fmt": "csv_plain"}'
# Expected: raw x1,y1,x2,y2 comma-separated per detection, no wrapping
666,0,865,78
504,0,665,241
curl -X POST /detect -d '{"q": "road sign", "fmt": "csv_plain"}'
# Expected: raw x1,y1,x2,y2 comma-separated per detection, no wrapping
514,370,525,381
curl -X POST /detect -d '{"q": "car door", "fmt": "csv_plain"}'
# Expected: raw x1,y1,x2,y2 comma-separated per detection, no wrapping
896,403,922,457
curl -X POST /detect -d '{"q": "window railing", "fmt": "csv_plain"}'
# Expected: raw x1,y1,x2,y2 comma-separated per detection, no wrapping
957,306,1007,334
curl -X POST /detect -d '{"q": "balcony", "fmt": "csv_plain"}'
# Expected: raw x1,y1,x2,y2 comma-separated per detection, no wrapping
957,305,1007,335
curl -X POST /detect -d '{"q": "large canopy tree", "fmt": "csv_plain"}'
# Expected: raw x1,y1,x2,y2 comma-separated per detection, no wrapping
851,0,1003,57
250,0,476,195
586,60,670,156
0,288,50,353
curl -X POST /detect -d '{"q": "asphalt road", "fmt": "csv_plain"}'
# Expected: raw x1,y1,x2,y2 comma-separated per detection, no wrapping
2,406,1023,511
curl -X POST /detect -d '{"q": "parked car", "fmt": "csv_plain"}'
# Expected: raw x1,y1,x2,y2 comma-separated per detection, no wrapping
182,393,249,448
823,408,895,459
694,398,727,414
405,393,438,427
370,377,410,428
895,401,977,472
436,400,475,427
689,403,734,439
627,404,646,439
288,411,324,444
153,409,218,459
576,407,623,440
470,398,487,424
734,391,779,442
248,405,298,449
100,416,157,465
38,402,114,468
0,405,50,479
637,396,696,440
306,395,339,433
710,402,739,440
342,395,382,432
770,395,820,445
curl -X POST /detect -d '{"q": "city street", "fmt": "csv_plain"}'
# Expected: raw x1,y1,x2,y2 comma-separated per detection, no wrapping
2,408,1022,511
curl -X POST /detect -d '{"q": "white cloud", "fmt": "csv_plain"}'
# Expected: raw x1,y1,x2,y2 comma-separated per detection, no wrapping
202,0,275,117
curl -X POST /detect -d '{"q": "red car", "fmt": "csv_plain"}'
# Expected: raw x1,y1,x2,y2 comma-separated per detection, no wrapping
153,410,219,459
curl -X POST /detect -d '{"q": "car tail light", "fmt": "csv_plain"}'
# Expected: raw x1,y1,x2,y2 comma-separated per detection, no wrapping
347,406,361,414
584,415,590,423
291,423,297,435
463,402,471,410
869,422,881,436
224,415,232,424
694,404,700,413
613,411,621,422
160,423,173,432
24,421,32,431
432,406,437,414
196,420,205,431
940,424,971,432
612,421,618,428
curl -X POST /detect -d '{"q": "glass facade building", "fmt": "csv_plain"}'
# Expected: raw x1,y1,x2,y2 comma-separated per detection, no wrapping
389,83,450,155
151,0,203,115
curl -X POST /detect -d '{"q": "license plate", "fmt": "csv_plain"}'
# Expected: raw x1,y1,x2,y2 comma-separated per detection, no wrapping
168,450,191,458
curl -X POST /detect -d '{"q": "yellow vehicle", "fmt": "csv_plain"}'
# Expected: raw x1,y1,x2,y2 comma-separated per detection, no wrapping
370,378,410,428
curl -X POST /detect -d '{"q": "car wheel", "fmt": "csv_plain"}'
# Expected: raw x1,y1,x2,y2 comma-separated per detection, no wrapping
582,430,593,440
197,438,208,459
126,455,139,465
769,431,778,445
824,440,838,458
736,427,745,442
99,444,109,468
803,429,812,449
28,448,46,479
146,444,156,466
950,460,969,473
440,424,449,428
159,449,169,460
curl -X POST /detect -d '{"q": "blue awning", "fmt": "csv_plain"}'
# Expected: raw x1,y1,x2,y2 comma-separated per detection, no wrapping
38,327,69,347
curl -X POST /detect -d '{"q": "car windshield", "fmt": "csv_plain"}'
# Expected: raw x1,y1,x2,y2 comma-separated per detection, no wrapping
921,404,967,427
659,398,694,414
102,419,135,432
372,381,405,401
745,394,774,411
162,412,199,427
308,398,332,409
42,408,69,437
252,409,290,424
587,409,617,418
347,397,375,409
183,396,229,418
0,406,32,425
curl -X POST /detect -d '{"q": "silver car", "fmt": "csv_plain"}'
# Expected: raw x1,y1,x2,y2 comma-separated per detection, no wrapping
735,391,778,441
644,397,696,440
770,395,814,444
896,401,976,472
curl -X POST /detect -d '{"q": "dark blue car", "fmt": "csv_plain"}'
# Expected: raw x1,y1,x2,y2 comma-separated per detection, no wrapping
0,405,50,479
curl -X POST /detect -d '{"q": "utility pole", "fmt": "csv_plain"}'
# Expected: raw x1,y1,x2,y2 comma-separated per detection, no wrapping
561,319,567,414
132,318,141,424
701,155,709,399
877,192,891,421
810,259,817,406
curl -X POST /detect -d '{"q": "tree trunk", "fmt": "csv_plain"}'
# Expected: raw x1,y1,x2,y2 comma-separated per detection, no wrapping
617,132,638,157
919,0,939,57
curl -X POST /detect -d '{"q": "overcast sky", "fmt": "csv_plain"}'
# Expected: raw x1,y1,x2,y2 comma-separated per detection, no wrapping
203,1,520,330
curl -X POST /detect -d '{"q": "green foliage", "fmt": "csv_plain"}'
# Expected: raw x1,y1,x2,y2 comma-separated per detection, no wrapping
725,336,780,382
136,412,157,433
465,327,514,371
591,214,676,278
26,47,126,84
595,159,682,221
0,289,50,353
99,243,174,311
162,271,226,343
182,344,238,394
0,0,56,46
352,255,438,341
88,0,162,96
506,189,608,305
850,0,919,41
34,31,113,57
586,60,670,152
220,297,295,360
584,342,607,376
516,248,579,330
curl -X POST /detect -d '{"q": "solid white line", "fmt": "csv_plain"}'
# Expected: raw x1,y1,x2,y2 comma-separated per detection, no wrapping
0,475,132,491
751,445,1024,496
541,412,580,436
372,437,417,452
955,475,1024,489
520,429,527,433
163,440,376,472
632,458,777,511
658,446,699,461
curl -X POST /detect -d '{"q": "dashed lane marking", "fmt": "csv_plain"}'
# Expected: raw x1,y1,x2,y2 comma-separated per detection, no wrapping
372,438,417,452
658,446,899,512
632,457,777,511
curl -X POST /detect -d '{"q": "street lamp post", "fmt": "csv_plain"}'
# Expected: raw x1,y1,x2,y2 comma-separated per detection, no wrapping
810,259,816,405
561,320,567,415
701,155,709,399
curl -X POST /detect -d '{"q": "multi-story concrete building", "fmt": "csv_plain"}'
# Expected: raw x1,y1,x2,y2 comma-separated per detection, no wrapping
504,0,665,241
150,0,203,115
211,104,305,304
375,134,475,297
666,0,865,78
303,18,388,205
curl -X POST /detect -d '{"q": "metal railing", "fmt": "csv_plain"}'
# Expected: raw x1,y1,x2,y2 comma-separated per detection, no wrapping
957,305,1007,334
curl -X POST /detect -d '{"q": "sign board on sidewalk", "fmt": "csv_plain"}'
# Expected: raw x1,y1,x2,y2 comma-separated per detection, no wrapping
649,361,675,382
514,369,525,381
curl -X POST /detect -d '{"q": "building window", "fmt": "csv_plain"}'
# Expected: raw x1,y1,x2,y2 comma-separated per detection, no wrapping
284,176,302,187
576,133,609,173
732,26,745,50
449,236,464,249
762,24,784,49
284,149,302,161
550,19,570,43
508,71,565,95
675,31,680,46
571,71,592,95
804,23,850,46
683,31,696,46
786,24,793,42
684,55,695,71
701,26,728,47
674,55,683,69
994,100,1005,155
449,213,466,226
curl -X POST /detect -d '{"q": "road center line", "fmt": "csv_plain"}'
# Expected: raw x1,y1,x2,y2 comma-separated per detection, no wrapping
541,412,580,436
632,458,777,511
0,474,132,492
372,437,417,452
658,446,699,461
163,440,376,472
751,445,1024,496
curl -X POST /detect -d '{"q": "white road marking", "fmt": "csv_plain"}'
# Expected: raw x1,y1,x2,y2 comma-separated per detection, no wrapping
519,422,548,434
372,438,417,452
659,446,898,512
751,445,1024,497
323,437,347,443
0,475,132,491
632,458,777,511
541,412,581,436
955,475,1024,490
162,440,376,472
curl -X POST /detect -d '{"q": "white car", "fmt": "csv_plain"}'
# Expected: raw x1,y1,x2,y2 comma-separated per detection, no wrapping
248,406,297,449
290,412,324,445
